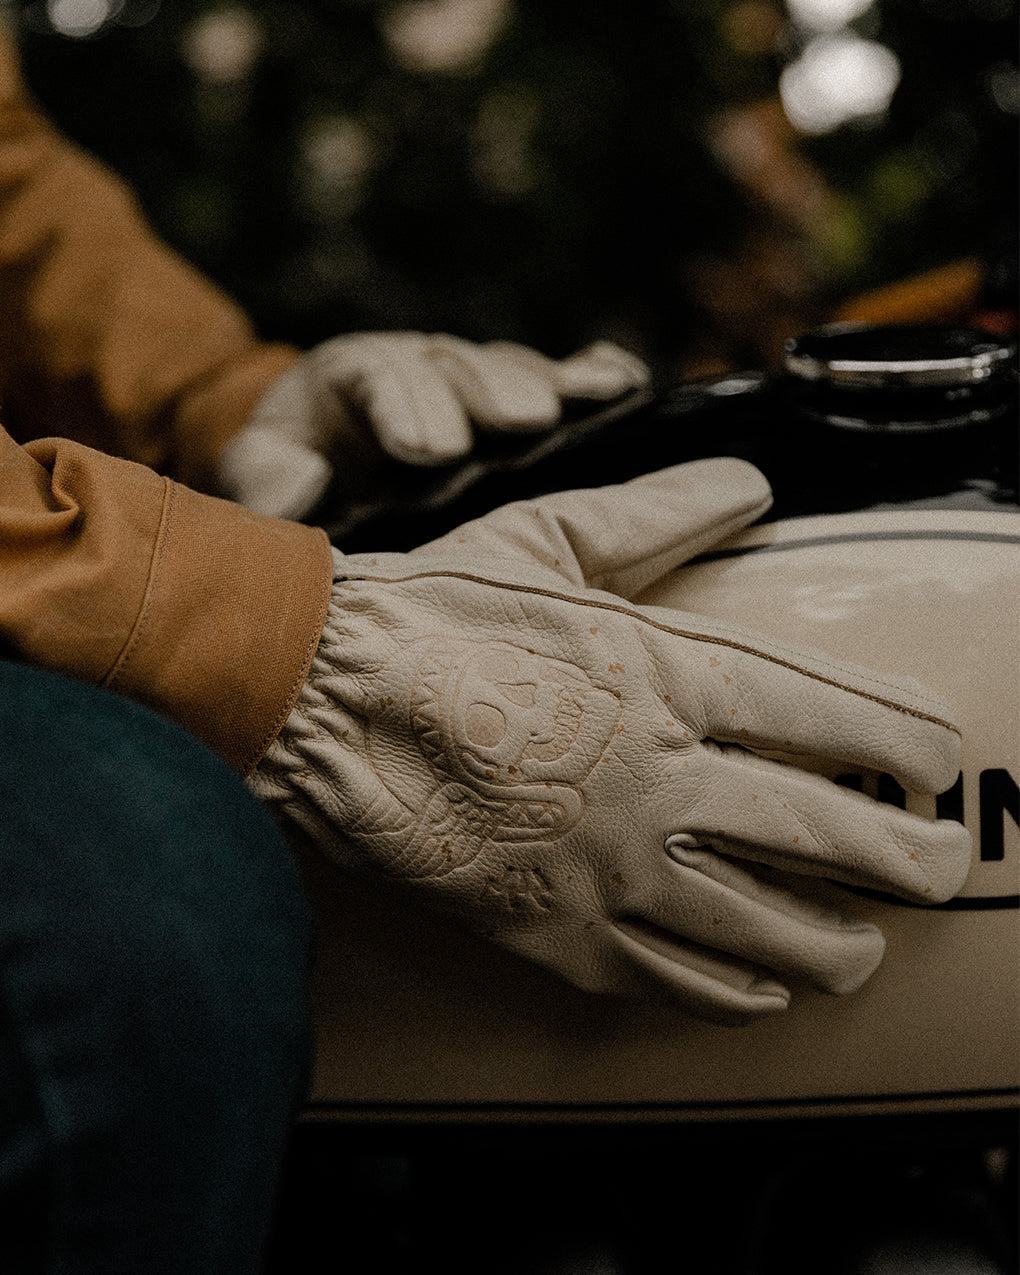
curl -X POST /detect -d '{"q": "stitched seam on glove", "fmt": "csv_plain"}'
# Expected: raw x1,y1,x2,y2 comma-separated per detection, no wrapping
333,569,959,732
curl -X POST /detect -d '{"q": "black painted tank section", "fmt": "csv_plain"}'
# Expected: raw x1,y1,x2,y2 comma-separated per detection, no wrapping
319,325,1018,552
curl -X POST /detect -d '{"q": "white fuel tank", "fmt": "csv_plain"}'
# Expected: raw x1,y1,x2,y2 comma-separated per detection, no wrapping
301,507,1019,1123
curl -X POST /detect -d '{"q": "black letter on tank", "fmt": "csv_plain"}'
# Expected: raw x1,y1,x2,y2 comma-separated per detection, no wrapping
936,772,964,825
877,773,907,810
835,773,907,807
979,769,1020,863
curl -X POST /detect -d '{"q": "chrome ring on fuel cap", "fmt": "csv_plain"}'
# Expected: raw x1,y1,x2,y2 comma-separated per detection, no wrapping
784,322,1016,390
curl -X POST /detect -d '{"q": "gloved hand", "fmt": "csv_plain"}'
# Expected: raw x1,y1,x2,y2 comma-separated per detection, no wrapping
250,458,972,1023
218,333,650,520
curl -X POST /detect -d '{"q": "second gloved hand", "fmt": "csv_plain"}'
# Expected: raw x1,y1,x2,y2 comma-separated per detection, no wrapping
218,333,650,520
249,458,972,1023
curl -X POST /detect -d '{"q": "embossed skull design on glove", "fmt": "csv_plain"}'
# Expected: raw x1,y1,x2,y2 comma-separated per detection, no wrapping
250,457,972,1022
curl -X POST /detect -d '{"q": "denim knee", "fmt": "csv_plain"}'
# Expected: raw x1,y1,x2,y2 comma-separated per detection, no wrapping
0,661,314,1272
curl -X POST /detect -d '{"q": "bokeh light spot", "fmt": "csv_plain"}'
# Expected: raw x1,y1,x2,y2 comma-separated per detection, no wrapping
381,0,511,76
181,7,264,85
47,0,117,38
299,115,377,217
780,33,900,134
785,0,875,32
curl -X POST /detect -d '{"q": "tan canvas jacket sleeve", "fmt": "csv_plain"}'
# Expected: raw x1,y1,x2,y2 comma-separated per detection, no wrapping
0,426,332,773
0,28,299,491
0,31,334,770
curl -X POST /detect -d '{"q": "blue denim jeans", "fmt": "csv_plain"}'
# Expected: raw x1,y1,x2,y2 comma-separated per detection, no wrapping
0,662,314,1272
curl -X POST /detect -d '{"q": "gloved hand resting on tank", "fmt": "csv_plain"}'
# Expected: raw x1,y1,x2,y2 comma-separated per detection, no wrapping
218,333,650,520
249,457,972,1023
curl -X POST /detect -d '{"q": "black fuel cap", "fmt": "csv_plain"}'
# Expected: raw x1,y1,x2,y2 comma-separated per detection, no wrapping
782,322,1017,432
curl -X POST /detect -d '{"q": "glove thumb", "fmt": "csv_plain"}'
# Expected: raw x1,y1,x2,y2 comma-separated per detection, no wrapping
433,457,772,599
217,426,333,521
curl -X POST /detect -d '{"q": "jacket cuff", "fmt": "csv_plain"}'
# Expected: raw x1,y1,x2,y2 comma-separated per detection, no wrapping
9,435,332,773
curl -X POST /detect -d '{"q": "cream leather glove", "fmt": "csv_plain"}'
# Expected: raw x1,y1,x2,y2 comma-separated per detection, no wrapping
218,334,650,520
250,458,972,1023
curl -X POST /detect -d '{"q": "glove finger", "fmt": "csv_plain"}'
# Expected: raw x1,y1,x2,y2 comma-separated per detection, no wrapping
671,744,972,904
609,917,792,1024
477,886,786,1021
444,457,772,599
216,428,333,520
319,335,475,465
640,843,885,995
427,336,561,431
485,339,652,401
645,612,962,795
243,359,324,450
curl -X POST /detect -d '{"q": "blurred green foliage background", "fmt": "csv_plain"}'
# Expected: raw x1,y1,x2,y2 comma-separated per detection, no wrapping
8,0,1016,375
